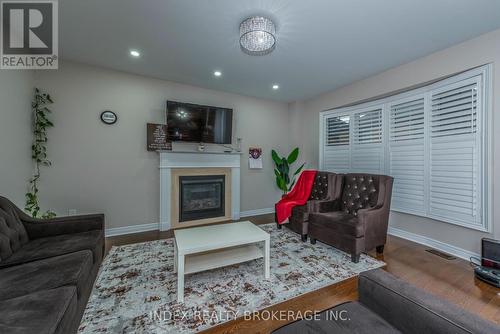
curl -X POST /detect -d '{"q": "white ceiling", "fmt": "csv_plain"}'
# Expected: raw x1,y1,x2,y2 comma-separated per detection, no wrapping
60,0,500,102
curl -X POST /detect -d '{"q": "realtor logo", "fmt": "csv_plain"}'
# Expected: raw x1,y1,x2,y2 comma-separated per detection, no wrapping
1,0,58,69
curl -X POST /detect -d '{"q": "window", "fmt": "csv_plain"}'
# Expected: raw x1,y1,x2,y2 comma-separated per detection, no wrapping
429,77,481,227
389,96,426,214
323,115,350,172
319,65,491,231
351,106,384,174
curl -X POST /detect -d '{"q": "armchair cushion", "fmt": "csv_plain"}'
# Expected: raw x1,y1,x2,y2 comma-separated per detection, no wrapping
0,250,93,301
309,172,330,200
310,211,364,237
341,174,379,216
0,230,103,268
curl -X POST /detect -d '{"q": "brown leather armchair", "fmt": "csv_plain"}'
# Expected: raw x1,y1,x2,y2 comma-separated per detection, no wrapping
276,171,342,242
308,174,393,263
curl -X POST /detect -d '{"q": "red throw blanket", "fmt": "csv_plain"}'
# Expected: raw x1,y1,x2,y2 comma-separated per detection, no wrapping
275,170,317,224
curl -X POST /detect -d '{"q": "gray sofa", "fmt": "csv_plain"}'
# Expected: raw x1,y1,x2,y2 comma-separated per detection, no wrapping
272,269,499,334
0,196,104,334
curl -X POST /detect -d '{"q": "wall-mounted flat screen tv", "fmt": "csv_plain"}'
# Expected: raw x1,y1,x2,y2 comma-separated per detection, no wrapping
166,101,233,144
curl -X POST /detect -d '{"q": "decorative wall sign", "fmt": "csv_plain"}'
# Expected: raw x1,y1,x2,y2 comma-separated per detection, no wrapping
147,123,172,151
100,110,117,125
249,147,263,169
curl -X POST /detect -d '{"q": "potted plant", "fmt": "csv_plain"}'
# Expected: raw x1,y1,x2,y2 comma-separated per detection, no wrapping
271,147,305,196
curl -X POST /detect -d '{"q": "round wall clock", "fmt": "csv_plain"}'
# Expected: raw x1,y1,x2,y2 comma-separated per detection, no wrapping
100,111,117,125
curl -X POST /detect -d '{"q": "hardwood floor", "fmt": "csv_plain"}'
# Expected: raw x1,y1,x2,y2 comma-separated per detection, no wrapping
106,214,500,333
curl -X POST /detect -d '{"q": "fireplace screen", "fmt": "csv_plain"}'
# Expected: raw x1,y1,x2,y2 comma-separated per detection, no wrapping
179,175,225,222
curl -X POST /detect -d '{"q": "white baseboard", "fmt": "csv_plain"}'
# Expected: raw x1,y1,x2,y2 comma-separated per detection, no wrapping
106,208,275,237
240,207,274,218
105,223,159,237
388,226,479,261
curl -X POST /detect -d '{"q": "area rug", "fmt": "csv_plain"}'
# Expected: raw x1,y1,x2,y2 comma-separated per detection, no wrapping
79,223,384,333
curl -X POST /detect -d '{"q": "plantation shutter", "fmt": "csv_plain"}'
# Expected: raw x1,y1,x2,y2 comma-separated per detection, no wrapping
319,67,489,231
429,77,482,227
323,114,350,172
389,96,426,214
351,106,384,173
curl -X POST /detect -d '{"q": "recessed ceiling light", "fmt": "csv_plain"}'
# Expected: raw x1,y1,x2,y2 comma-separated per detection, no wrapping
129,50,141,57
214,71,222,77
272,84,279,90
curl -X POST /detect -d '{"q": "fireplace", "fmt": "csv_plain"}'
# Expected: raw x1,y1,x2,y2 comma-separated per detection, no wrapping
167,166,233,229
179,175,225,222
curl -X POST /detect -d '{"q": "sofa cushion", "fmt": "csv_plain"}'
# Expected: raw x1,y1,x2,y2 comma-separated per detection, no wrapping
0,230,103,268
0,197,30,261
272,301,401,334
0,250,93,301
359,269,500,334
310,211,364,237
341,174,379,215
0,286,77,334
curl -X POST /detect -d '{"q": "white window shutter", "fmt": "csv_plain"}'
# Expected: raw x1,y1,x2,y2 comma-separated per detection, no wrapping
429,78,481,227
323,115,350,172
351,106,384,174
319,66,490,232
389,97,426,213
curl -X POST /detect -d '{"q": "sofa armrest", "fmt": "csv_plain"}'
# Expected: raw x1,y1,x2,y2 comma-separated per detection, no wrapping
317,199,341,213
359,269,500,334
22,214,105,239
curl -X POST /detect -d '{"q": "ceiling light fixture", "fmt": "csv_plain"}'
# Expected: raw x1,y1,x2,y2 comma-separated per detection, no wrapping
272,84,279,90
129,50,141,57
214,71,222,77
240,16,276,56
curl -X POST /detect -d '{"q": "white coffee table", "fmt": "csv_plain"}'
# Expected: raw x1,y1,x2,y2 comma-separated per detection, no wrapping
173,221,270,303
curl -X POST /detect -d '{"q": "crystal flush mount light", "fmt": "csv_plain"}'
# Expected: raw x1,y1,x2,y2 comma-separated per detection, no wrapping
239,16,276,56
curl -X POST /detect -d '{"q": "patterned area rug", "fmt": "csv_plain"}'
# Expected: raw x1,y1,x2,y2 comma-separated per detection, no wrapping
79,223,384,333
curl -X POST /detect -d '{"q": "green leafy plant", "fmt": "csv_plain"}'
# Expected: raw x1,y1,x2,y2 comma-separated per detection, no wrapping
25,88,56,219
271,147,305,195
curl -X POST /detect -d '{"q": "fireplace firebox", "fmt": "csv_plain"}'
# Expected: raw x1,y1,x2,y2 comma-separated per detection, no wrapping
179,175,225,222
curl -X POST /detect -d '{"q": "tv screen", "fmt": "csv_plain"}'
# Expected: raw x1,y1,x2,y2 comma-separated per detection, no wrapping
166,101,233,144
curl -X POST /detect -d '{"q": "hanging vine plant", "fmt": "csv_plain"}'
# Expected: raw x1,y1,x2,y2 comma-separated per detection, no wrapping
25,88,56,219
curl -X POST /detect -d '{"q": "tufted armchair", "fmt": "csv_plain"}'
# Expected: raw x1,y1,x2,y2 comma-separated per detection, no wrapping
308,174,393,262
277,171,342,242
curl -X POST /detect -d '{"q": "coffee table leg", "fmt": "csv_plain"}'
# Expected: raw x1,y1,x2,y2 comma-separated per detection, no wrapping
264,238,270,279
177,254,184,303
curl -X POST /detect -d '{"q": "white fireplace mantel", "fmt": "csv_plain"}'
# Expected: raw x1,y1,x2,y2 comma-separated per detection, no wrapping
159,151,241,231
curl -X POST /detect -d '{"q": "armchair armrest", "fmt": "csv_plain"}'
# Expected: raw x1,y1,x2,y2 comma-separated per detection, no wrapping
317,199,341,213
357,204,390,250
21,213,105,239
357,204,386,223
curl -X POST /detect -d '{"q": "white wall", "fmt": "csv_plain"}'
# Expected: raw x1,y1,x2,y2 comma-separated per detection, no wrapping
33,61,290,229
0,71,34,206
295,28,500,254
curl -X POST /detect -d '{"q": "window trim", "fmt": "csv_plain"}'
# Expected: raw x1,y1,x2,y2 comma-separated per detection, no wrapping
319,65,492,232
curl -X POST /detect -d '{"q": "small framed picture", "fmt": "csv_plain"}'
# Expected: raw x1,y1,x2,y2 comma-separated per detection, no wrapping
249,147,263,169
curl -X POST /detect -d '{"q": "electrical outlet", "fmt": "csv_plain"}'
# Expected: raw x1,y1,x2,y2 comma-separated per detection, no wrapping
68,209,77,215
